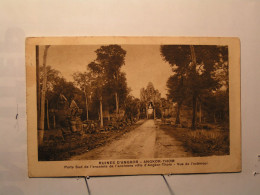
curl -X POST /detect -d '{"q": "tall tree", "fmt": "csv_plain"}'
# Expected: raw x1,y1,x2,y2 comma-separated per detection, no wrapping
39,65,86,128
161,45,191,124
88,45,128,125
88,61,106,127
39,65,61,130
39,45,50,145
124,95,140,121
161,45,227,129
36,46,40,129
73,71,92,121
190,45,198,129
39,65,62,92
95,45,126,115
166,74,188,124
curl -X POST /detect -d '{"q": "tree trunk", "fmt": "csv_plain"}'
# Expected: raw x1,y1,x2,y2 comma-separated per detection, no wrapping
108,109,110,121
115,92,119,115
190,45,198,130
100,96,103,128
199,101,202,123
115,71,120,117
53,115,56,129
160,108,163,120
146,104,148,119
46,99,50,130
137,105,140,120
36,46,40,129
85,92,89,121
175,102,182,125
191,94,197,130
153,103,156,120
39,45,50,145
190,45,197,69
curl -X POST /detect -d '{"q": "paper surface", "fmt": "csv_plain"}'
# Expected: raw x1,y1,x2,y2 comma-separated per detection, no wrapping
26,36,241,177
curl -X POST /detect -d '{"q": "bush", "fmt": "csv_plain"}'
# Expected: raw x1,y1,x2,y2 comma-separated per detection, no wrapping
184,130,229,156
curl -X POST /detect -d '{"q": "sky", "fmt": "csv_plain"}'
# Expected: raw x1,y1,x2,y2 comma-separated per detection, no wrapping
39,45,172,98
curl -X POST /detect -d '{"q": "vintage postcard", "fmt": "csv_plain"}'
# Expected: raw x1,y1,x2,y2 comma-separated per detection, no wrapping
26,37,241,177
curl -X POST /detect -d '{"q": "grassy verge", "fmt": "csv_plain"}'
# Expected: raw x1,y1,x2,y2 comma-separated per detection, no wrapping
159,124,230,156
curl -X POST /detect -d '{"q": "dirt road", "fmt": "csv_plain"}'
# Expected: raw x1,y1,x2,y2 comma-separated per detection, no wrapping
70,119,191,160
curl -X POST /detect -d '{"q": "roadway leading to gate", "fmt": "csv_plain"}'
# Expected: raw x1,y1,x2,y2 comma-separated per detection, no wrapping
70,119,191,160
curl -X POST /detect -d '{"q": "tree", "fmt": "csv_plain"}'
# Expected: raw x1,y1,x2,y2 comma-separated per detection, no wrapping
190,45,198,129
39,66,61,92
124,95,140,121
189,45,228,128
88,45,128,126
161,45,228,129
36,46,40,129
39,66,84,109
38,64,86,130
116,72,129,110
95,45,127,115
161,45,192,124
88,61,106,127
166,74,188,124
39,65,61,130
102,71,129,114
39,45,50,145
73,71,92,121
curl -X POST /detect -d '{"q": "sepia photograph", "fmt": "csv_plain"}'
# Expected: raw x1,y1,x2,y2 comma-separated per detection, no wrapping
26,37,241,177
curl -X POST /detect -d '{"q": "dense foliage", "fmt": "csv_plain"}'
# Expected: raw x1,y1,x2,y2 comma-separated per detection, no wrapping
161,45,229,129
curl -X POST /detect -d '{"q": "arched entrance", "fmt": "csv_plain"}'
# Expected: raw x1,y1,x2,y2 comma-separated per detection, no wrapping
147,102,155,119
140,82,161,120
